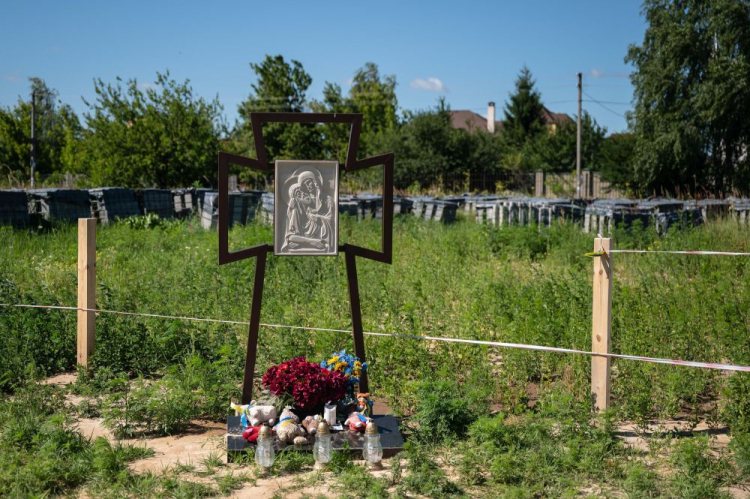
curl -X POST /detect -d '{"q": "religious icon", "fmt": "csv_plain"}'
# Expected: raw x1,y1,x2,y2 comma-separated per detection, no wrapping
274,160,339,256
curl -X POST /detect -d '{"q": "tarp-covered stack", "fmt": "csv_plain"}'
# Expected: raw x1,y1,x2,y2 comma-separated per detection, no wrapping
0,190,30,227
260,192,274,224
137,189,174,218
637,198,700,232
28,188,91,223
357,194,383,220
172,188,196,218
694,199,729,221
195,188,213,215
393,196,413,215
729,197,750,225
201,191,261,229
473,196,504,225
89,188,140,224
409,196,433,219
585,199,637,233
338,196,358,217
431,200,459,223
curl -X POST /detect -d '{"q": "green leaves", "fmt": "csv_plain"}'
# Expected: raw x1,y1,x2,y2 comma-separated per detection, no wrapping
627,0,750,195
83,71,223,188
502,66,545,149
0,78,85,184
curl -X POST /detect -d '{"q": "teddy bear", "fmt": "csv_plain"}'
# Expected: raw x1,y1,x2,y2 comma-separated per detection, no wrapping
248,405,277,427
301,415,321,436
274,408,304,444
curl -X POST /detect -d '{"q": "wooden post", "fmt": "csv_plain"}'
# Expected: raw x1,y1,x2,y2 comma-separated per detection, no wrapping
77,218,96,367
591,237,612,412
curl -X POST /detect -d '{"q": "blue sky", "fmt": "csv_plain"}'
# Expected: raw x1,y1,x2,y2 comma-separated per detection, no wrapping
0,1,645,134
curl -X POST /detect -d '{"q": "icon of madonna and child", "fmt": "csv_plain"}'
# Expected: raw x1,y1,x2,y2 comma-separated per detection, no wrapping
274,161,339,256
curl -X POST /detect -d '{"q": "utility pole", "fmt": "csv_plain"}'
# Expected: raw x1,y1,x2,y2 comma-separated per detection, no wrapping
576,72,582,198
30,90,37,188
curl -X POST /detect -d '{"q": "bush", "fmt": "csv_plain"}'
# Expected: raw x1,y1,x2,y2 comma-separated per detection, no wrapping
730,432,750,479
412,378,483,443
101,354,241,436
0,381,153,496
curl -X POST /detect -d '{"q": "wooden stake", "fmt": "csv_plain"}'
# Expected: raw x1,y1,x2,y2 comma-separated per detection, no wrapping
591,237,612,412
77,218,96,367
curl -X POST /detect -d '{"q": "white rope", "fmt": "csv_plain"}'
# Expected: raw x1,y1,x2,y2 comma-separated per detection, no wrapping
609,249,750,256
2,303,749,373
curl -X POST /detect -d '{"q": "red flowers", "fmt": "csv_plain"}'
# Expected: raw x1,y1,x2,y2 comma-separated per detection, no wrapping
262,357,348,410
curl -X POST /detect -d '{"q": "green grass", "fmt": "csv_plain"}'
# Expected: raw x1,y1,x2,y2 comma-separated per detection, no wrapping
1,214,750,496
2,215,749,426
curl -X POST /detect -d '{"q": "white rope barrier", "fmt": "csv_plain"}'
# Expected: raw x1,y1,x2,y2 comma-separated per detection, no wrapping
2,303,749,373
609,249,750,256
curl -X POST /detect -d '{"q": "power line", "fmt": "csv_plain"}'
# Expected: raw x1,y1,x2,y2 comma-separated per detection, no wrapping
584,99,631,106
582,90,628,119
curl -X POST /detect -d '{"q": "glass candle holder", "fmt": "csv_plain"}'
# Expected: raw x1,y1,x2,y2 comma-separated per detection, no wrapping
313,420,332,470
362,421,383,470
254,425,275,473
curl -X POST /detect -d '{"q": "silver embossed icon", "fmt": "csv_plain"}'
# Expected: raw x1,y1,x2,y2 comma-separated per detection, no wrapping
274,160,339,256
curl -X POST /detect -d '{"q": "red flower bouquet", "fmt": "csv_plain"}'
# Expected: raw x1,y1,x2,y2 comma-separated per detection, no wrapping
262,357,348,411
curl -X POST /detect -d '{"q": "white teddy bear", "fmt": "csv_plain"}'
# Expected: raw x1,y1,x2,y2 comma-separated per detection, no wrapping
274,408,304,444
248,405,277,427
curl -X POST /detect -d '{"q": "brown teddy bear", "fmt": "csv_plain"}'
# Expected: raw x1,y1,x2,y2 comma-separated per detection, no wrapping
301,415,321,435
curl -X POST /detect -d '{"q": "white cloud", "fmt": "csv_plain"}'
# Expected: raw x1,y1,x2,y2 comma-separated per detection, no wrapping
4,75,22,83
409,77,447,93
590,68,629,79
138,82,158,90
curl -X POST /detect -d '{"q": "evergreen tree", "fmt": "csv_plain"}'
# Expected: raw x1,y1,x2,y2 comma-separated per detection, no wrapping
502,66,545,147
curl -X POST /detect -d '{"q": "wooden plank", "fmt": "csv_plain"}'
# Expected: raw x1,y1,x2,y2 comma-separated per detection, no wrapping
77,218,96,367
591,237,613,412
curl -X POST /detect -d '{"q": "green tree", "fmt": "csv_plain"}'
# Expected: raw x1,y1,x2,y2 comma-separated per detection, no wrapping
374,99,501,191
598,133,638,190
349,63,398,145
235,55,322,162
627,0,750,196
0,78,84,185
535,111,606,172
312,62,399,161
83,71,222,187
501,66,545,148
311,81,352,162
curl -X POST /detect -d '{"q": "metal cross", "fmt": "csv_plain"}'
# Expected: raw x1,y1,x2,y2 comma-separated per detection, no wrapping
217,112,394,404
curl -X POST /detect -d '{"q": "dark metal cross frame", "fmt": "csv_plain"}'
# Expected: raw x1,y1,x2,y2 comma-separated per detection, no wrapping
218,112,394,404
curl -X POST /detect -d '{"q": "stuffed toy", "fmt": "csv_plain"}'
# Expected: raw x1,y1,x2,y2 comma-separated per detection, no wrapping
293,436,309,446
301,415,321,435
355,393,373,418
274,408,304,444
248,405,277,427
242,425,261,443
346,411,369,432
